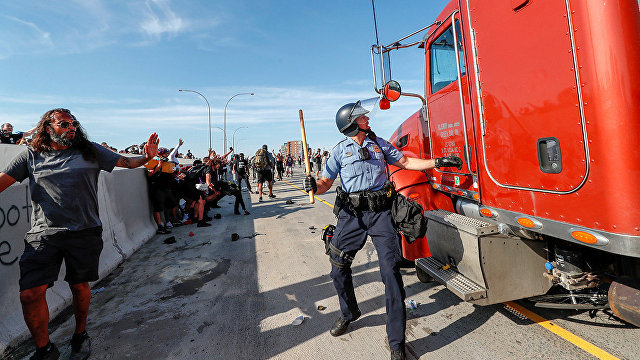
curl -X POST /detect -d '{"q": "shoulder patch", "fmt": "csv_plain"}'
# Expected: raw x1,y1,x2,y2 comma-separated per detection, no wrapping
373,146,381,153
345,151,353,157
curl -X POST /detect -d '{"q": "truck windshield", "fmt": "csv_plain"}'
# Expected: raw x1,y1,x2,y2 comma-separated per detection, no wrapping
430,21,466,94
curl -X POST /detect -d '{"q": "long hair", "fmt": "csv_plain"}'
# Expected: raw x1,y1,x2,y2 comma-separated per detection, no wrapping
31,108,98,162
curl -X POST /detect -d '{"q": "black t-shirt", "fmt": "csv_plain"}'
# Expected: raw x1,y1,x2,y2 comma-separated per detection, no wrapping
235,158,249,174
0,132,23,144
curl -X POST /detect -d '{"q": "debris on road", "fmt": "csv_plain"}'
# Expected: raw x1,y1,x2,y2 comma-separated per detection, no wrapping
291,315,305,326
91,287,105,295
163,236,176,244
317,305,326,311
231,233,240,242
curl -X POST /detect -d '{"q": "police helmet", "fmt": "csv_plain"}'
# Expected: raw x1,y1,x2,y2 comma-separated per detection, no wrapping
240,153,244,157
262,144,268,150
335,98,379,137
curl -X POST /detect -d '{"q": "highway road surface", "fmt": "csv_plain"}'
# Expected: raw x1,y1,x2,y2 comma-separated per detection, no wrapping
6,171,639,360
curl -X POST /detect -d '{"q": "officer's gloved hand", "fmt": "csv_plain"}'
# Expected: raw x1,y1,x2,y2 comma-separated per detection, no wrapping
303,175,317,193
435,156,463,170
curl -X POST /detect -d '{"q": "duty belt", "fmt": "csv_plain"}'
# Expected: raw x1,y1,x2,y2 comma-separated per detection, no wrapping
334,182,396,215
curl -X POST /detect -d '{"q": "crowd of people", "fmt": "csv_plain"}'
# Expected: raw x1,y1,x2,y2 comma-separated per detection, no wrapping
3,120,334,235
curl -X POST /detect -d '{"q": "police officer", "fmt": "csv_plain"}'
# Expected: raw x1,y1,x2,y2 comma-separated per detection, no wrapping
304,99,462,360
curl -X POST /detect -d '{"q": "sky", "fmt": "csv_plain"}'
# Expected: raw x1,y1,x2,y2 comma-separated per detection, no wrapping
0,0,449,158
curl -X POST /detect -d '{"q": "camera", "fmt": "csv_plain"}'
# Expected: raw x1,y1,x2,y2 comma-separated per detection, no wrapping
358,147,371,160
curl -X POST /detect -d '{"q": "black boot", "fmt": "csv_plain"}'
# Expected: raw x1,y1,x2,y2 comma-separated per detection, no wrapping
329,309,361,337
29,342,60,360
390,349,406,360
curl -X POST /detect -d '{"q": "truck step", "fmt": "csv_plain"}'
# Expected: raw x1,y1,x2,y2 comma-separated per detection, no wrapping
425,209,498,236
416,257,487,302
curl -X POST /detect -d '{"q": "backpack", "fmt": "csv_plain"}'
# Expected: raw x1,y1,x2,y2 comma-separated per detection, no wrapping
254,149,269,169
186,164,207,182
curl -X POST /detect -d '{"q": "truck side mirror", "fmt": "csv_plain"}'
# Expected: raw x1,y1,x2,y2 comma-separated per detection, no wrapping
383,80,402,102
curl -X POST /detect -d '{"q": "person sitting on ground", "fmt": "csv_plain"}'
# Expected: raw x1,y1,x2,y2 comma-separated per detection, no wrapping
183,159,214,227
1,122,37,144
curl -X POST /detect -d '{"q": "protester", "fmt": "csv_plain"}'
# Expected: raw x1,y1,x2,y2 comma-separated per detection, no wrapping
205,165,250,216
303,100,462,360
146,147,183,233
274,152,284,181
313,148,322,178
252,144,275,202
0,108,160,360
285,154,294,177
234,153,252,193
1,122,37,144
183,159,213,227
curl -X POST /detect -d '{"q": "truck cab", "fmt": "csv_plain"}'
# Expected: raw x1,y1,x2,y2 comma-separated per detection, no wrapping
372,0,640,326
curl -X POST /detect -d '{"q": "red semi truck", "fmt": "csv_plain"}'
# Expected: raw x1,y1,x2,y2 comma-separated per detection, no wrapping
370,0,640,326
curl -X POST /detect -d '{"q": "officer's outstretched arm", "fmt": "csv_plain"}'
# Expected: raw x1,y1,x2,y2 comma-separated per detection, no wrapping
392,156,436,171
394,155,463,171
314,177,334,195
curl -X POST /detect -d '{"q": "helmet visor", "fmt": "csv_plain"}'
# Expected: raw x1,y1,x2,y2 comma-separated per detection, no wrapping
350,97,380,122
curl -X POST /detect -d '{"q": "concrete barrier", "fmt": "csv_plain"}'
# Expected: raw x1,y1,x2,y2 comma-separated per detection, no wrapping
0,144,156,356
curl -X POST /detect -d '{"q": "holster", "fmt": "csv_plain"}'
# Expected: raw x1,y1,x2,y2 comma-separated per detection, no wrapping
334,186,348,216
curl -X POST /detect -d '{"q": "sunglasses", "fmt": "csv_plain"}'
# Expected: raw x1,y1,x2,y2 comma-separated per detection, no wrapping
53,120,79,129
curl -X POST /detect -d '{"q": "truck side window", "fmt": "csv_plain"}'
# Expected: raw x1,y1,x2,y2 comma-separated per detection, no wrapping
396,134,409,149
429,21,466,94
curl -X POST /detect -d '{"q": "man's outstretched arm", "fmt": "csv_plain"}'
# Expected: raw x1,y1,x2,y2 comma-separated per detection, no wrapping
116,133,159,169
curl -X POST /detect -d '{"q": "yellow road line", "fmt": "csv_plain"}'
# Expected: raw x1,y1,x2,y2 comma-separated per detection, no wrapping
282,179,334,208
283,179,618,359
504,302,619,360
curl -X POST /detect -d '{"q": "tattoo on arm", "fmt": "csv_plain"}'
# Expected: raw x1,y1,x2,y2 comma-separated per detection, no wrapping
116,155,148,169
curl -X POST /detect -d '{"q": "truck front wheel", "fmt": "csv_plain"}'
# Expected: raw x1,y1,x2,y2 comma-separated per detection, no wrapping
416,264,434,283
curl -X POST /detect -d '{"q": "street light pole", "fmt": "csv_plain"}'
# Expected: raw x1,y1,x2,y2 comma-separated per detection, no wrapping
232,126,248,154
179,89,212,150
212,126,224,154
224,92,254,152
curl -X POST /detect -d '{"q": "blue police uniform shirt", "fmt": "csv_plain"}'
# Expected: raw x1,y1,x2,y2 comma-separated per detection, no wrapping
322,136,403,193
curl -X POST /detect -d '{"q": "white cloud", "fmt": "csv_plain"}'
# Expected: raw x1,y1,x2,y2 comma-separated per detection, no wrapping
140,0,186,37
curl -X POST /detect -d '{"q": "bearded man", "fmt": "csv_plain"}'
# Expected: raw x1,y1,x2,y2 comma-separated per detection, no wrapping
0,108,159,360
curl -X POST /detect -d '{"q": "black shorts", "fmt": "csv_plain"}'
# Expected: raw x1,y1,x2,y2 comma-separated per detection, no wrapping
183,182,204,201
19,227,104,291
150,187,177,212
257,169,273,183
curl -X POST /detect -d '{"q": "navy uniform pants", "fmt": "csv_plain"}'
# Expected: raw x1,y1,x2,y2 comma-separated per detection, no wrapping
330,208,406,351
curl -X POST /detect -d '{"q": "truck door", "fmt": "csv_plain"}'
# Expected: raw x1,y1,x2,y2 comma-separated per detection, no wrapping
426,16,477,195
465,0,588,192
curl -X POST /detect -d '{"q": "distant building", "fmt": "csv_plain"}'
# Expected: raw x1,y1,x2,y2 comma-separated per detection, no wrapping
281,140,305,158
